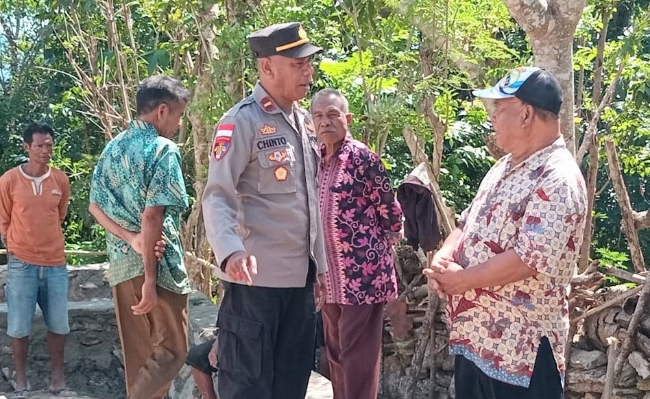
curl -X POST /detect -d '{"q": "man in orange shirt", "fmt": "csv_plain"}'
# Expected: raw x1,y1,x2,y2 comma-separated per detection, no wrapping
0,123,71,398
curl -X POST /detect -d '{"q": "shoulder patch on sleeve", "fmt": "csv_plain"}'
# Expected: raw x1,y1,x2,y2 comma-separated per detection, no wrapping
212,123,234,161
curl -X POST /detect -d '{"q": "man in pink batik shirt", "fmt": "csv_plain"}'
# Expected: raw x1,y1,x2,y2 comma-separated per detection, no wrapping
313,88,403,399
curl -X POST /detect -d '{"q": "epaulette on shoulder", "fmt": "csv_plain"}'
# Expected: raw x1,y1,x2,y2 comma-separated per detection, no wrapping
223,96,255,117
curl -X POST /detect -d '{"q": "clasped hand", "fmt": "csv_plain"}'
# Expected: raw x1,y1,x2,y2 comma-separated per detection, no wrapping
422,253,467,298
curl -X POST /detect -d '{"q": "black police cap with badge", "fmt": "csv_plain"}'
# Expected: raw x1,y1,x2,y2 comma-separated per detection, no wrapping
248,22,322,59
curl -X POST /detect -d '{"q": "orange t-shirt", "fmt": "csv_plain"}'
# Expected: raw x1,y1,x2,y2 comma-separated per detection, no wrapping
0,166,70,266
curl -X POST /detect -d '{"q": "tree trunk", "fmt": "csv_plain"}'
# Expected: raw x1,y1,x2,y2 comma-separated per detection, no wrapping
419,42,446,181
578,138,598,273
182,0,259,297
182,2,220,297
223,0,260,100
502,0,586,155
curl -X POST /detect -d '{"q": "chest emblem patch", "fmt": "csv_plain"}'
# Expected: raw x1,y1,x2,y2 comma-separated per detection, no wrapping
274,166,288,181
259,123,277,135
268,150,287,163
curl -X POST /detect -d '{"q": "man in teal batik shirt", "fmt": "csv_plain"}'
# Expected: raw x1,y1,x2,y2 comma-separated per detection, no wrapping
89,75,191,399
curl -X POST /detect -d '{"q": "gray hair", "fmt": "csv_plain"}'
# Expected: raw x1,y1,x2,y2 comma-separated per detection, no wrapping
311,89,349,113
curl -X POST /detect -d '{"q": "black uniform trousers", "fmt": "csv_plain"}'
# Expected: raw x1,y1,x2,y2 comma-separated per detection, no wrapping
455,336,564,399
216,278,316,399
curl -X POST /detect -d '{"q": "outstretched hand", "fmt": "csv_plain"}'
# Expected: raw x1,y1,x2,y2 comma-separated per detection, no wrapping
225,251,258,286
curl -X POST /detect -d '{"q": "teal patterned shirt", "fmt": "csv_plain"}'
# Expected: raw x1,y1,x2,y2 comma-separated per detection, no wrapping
89,120,191,294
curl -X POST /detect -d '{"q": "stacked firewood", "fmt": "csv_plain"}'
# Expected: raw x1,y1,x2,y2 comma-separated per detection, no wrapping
380,245,650,399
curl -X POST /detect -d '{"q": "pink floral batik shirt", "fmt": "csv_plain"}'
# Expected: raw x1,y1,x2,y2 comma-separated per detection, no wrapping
318,135,403,305
448,138,587,388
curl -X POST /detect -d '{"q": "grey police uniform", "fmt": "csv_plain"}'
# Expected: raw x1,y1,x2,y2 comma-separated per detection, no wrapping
200,21,327,399
202,82,327,287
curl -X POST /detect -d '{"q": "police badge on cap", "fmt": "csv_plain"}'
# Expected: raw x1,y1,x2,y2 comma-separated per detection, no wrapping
248,22,323,59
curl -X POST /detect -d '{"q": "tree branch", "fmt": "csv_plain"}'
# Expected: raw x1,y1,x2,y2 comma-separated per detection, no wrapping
604,138,645,273
602,265,646,285
121,1,140,85
105,0,132,126
614,275,650,378
552,0,589,27
419,44,446,181
575,61,625,162
0,16,19,69
602,337,620,399
570,285,643,326
596,178,611,197
592,9,611,107
578,138,598,272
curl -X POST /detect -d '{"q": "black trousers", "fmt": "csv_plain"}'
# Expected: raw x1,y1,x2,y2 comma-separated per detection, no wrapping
455,337,564,399
216,281,316,399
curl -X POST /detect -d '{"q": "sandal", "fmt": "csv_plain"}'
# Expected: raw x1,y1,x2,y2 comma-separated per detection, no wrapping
48,388,77,396
11,389,29,399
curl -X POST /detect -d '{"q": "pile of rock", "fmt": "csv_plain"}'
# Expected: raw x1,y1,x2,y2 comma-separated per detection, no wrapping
566,302,650,399
567,348,650,399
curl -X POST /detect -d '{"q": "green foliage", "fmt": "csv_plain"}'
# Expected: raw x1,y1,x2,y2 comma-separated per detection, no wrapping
0,0,649,275
595,247,636,285
582,5,650,271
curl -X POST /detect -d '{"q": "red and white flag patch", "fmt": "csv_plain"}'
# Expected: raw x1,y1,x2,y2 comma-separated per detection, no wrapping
212,124,234,161
215,124,234,138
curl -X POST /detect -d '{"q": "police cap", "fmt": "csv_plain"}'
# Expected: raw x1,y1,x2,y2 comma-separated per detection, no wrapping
248,22,322,59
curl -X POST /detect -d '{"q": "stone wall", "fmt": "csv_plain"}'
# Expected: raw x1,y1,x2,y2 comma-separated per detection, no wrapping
0,264,219,399
0,263,114,303
0,264,333,399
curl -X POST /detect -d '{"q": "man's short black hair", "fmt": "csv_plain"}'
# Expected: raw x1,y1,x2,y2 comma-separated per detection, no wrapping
136,75,190,116
23,122,55,144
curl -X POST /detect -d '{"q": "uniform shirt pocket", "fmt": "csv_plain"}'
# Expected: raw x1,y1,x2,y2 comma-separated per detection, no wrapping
256,148,297,194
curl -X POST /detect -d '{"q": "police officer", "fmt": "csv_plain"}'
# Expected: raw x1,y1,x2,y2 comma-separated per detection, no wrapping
202,22,327,399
